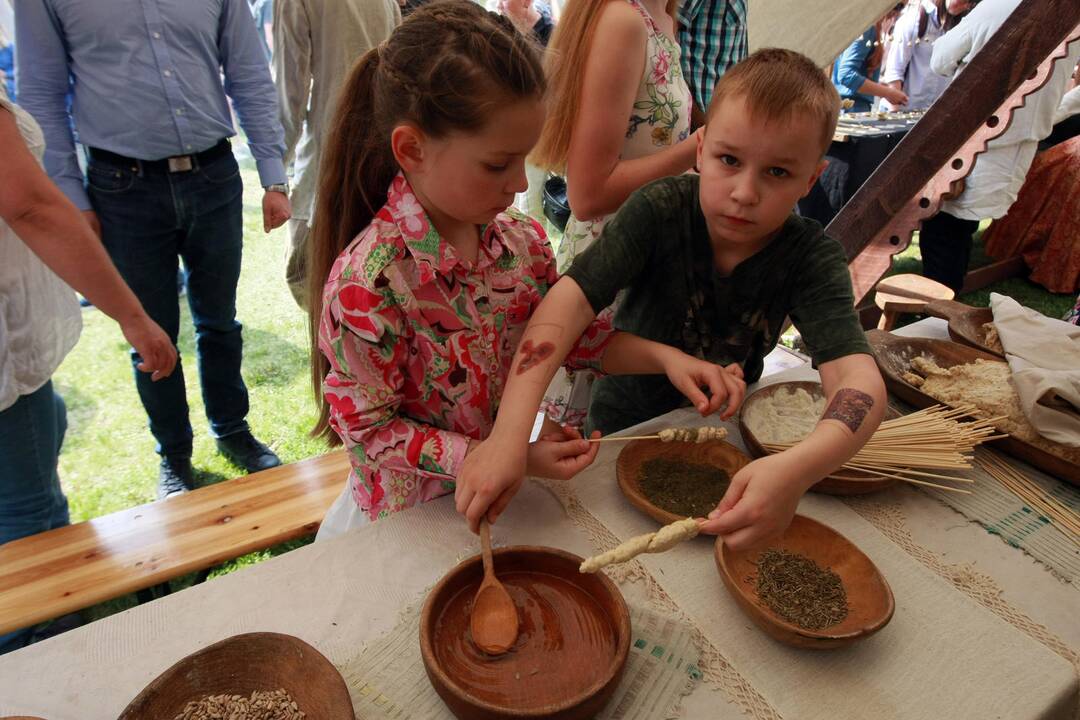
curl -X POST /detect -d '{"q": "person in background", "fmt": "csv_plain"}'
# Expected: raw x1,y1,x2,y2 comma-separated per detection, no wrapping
498,0,554,46
530,0,698,427
16,0,292,499
251,0,274,63
880,0,970,111
920,0,1080,292
676,0,746,128
832,4,909,113
274,0,400,309
0,85,176,653
0,0,13,100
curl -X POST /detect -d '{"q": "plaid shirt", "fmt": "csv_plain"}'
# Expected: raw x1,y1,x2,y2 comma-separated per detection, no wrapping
677,0,747,111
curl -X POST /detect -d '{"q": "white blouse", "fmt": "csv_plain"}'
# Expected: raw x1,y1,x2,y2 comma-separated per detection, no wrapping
0,86,82,411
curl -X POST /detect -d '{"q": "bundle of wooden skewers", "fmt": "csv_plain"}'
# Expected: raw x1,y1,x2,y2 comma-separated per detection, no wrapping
976,450,1080,542
763,404,1005,494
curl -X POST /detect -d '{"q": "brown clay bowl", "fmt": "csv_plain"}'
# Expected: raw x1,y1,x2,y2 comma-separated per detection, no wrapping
616,438,751,527
714,514,894,649
420,546,630,720
118,632,354,719
739,381,900,495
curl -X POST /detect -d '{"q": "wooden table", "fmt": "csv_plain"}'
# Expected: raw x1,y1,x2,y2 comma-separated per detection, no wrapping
0,321,1076,720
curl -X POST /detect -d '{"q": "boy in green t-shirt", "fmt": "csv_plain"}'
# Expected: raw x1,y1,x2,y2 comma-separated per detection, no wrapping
456,48,886,550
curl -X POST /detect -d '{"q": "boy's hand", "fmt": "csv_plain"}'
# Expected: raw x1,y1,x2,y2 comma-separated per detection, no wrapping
527,425,601,481
662,352,746,420
697,453,810,550
455,434,528,533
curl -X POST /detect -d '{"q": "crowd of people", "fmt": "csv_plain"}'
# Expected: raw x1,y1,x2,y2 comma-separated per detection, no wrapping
1,0,1077,654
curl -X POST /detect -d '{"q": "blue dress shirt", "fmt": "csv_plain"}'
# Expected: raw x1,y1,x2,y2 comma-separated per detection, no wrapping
15,0,286,210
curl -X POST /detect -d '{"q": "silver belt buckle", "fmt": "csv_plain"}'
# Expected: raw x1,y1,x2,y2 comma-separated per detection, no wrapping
167,155,194,173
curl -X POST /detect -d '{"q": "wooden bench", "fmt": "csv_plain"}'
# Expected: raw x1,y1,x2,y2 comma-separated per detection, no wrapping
0,450,349,636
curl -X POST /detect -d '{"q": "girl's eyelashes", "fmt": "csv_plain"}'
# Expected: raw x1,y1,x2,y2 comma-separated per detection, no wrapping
484,162,509,172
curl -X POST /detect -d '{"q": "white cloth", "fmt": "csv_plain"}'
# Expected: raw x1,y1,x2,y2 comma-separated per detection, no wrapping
0,87,81,412
0,0,13,45
1054,85,1080,125
880,0,951,111
989,293,1080,447
747,0,897,68
931,0,1080,220
273,0,400,221
315,480,372,541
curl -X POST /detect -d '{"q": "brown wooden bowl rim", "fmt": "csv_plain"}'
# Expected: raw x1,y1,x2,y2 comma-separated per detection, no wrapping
117,631,352,718
419,545,631,716
616,439,753,528
713,515,895,643
738,381,900,489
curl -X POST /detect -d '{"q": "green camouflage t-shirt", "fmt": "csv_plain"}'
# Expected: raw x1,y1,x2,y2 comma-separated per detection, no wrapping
565,174,871,435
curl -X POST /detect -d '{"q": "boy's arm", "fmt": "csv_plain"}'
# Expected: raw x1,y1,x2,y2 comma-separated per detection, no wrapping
699,353,885,548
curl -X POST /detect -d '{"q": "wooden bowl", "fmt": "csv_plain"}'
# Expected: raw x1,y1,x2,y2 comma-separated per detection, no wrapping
866,329,1080,486
739,381,898,495
420,546,630,720
714,514,894,649
118,632,353,719
616,439,752,526
923,299,1002,358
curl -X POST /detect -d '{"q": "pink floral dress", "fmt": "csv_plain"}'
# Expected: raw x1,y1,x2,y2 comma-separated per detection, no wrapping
544,0,692,426
317,173,613,524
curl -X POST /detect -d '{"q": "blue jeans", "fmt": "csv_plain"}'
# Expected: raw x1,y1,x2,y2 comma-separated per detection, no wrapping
88,147,250,457
0,381,70,653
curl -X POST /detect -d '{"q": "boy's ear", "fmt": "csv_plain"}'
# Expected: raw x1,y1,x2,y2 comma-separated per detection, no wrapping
803,158,829,197
391,124,426,173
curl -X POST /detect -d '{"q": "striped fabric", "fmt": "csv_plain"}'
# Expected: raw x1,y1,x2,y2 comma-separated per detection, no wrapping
676,0,748,112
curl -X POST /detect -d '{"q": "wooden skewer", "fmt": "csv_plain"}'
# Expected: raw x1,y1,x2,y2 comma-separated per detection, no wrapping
587,434,660,443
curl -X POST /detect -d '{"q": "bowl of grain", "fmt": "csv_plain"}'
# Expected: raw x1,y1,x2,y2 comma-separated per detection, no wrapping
616,439,752,527
118,632,354,720
739,381,899,495
420,546,630,720
714,514,894,649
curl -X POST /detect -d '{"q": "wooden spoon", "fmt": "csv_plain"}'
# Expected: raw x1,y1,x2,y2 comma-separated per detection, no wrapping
469,518,519,655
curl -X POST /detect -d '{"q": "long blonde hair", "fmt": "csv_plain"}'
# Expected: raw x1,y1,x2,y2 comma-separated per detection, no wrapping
531,0,677,173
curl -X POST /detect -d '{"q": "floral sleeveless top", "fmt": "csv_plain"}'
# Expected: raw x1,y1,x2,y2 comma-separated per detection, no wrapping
554,0,693,272
543,0,692,426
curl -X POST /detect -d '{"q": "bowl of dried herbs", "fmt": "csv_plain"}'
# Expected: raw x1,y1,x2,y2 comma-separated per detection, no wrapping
714,514,894,649
616,438,751,527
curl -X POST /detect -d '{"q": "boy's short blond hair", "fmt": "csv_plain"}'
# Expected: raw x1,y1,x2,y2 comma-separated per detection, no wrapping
706,48,840,156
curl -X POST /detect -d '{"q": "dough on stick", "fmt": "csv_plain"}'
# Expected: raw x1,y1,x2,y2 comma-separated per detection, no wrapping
579,518,700,573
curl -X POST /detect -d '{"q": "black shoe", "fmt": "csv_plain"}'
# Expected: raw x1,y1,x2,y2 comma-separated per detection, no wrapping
158,455,195,499
216,431,282,473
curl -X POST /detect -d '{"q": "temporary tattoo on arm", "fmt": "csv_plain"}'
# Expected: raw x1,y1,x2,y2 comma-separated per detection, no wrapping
516,339,555,375
823,388,875,434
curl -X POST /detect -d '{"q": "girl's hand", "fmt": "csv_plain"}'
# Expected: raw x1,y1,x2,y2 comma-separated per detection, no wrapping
697,453,810,550
662,352,746,420
527,425,600,481
455,433,528,533
122,315,178,382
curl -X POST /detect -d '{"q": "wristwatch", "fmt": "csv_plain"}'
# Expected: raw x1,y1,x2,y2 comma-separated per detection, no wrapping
264,183,289,194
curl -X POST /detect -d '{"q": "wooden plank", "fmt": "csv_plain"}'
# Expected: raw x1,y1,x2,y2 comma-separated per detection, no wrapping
0,450,350,635
827,1,1080,277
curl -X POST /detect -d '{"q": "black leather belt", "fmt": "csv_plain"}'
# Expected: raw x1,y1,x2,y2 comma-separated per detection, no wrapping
87,139,231,173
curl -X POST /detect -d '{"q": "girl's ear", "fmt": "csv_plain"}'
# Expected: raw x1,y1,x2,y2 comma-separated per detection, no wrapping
391,124,426,173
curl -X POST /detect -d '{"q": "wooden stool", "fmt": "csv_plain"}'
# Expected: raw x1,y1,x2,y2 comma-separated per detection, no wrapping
874,274,954,331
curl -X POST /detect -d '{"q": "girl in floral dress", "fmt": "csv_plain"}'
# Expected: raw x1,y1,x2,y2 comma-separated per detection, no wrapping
532,0,697,426
307,0,725,538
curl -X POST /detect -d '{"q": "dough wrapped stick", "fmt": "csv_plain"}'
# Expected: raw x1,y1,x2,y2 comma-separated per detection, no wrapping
579,518,700,573
590,426,728,444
